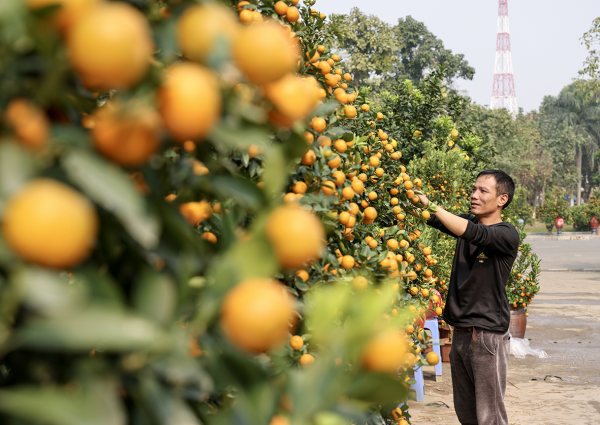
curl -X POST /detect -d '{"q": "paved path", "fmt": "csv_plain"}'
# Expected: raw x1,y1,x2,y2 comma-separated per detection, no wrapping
408,239,600,424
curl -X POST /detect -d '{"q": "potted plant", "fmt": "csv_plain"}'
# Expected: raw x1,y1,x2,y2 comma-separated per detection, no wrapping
536,188,571,234
505,220,542,338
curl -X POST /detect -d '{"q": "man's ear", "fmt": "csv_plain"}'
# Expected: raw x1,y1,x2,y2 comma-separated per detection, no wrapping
498,194,509,208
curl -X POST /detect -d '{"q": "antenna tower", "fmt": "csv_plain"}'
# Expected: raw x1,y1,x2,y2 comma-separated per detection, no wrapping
491,0,518,114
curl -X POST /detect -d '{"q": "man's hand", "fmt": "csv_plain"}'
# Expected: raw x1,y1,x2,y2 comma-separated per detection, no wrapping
417,193,429,208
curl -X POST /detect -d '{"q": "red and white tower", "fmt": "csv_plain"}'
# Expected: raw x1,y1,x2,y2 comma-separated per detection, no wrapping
491,0,518,114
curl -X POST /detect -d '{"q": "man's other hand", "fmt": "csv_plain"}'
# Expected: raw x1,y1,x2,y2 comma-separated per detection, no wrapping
417,193,429,208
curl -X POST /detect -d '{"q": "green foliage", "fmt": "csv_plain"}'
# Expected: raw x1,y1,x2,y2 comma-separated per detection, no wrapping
536,188,572,226
326,8,397,86
504,222,541,311
393,16,475,86
570,192,600,231
503,186,534,226
576,16,600,92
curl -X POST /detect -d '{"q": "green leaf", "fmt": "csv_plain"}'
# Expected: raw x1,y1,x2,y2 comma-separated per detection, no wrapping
132,268,176,326
211,123,270,150
210,175,265,211
15,306,169,352
261,145,289,197
0,140,39,202
0,380,125,425
62,149,160,249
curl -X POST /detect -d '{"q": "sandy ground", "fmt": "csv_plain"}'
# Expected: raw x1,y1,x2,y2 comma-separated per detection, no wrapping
408,238,600,425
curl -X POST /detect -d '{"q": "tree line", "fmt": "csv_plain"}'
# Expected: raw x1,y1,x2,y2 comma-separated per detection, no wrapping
327,8,600,212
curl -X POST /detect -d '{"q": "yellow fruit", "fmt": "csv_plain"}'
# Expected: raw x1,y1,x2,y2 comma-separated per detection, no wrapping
179,200,212,225
67,2,153,90
158,62,221,142
2,179,98,269
289,335,304,350
327,155,341,169
286,6,300,22
351,179,364,194
5,98,49,150
369,156,380,167
422,210,430,220
426,351,440,366
451,129,459,138
299,353,314,366
233,22,298,84
321,181,336,196
26,0,101,33
220,278,297,352
177,3,239,63
292,181,307,194
387,239,399,250
342,186,354,200
311,117,327,133
352,276,368,291
265,205,325,269
265,73,320,121
341,255,355,269
270,415,290,425
301,149,317,165
201,232,217,243
91,100,161,167
361,330,408,372
344,105,357,118
274,1,288,15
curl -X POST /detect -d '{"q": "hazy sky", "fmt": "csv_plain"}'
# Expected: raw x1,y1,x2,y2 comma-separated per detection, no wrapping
314,0,600,112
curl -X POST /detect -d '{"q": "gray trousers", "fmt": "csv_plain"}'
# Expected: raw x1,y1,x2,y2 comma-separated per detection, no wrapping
450,327,510,425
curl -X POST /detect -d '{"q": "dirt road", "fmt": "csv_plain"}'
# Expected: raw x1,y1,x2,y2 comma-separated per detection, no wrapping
408,238,600,424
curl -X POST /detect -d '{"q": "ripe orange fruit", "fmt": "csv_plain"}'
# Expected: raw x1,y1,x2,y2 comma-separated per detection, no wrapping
369,156,380,167
239,9,253,25
201,232,217,243
341,255,355,269
158,62,221,142
265,205,325,269
333,139,347,152
27,0,101,33
361,330,408,373
179,200,212,225
327,155,341,169
91,100,161,167
368,191,377,201
342,187,354,200
321,181,336,196
344,105,357,118
301,149,316,165
289,335,304,350
422,210,431,219
387,239,399,250
352,276,369,292
274,1,288,15
351,179,364,194
286,6,300,22
292,181,307,194
220,278,297,352
332,170,346,186
426,351,440,366
2,179,98,269
364,207,377,220
299,353,314,366
270,415,291,425
348,202,359,215
236,1,250,11
165,194,177,202
295,270,309,282
265,74,320,122
233,22,298,84
404,180,414,190
324,73,338,87
67,2,153,89
177,3,239,63
5,98,49,150
311,117,327,133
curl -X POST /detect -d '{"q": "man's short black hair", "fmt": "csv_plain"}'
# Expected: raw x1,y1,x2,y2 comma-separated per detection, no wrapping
476,170,515,210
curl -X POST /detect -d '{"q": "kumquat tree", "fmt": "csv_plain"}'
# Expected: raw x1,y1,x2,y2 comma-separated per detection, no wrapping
0,0,539,425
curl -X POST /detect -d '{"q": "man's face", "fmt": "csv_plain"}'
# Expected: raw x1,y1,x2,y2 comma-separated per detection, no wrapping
470,175,507,216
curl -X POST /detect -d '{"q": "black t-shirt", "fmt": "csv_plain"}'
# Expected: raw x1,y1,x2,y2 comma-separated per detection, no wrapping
427,214,519,332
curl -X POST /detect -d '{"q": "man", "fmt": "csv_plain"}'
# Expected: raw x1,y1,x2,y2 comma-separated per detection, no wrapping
417,169,519,425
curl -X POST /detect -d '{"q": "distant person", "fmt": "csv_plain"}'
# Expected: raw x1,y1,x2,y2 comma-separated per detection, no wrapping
417,169,519,425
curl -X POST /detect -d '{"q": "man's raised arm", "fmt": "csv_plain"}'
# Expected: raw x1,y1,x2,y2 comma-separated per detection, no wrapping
417,193,468,237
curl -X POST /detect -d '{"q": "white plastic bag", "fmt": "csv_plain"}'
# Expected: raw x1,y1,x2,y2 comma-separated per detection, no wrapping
509,334,548,359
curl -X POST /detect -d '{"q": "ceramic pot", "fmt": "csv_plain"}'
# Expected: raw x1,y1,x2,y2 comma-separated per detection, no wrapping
509,305,527,339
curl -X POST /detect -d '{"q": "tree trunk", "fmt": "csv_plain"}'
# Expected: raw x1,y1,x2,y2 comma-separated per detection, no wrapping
576,146,582,206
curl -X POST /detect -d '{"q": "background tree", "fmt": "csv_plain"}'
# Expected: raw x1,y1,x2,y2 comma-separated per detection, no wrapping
326,8,397,87
541,83,600,205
